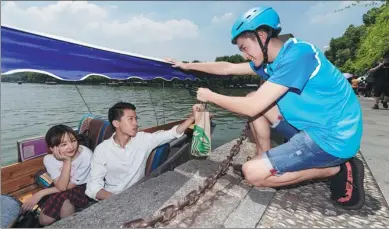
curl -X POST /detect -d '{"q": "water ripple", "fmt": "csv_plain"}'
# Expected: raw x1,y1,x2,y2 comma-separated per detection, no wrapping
1,83,252,166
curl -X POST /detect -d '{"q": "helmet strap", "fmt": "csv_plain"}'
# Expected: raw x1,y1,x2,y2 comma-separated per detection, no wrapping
254,28,273,68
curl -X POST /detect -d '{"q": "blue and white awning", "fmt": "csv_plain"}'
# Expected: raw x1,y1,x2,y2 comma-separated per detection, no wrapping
1,25,197,81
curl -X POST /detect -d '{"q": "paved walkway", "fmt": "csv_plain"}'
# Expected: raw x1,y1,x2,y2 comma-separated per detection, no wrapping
357,98,389,202
258,152,389,228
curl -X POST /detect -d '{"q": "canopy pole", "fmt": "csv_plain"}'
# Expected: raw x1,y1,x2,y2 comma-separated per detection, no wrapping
147,87,159,126
74,84,93,115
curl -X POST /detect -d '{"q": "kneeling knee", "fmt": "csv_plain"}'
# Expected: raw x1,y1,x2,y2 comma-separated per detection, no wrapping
242,161,267,187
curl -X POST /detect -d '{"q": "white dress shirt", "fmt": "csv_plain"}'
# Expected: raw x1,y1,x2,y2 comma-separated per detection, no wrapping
85,125,183,200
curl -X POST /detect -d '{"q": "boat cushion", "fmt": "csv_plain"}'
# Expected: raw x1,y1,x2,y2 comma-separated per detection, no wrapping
78,114,113,151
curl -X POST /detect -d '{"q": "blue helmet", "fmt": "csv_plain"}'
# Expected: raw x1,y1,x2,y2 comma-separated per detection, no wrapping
231,6,281,44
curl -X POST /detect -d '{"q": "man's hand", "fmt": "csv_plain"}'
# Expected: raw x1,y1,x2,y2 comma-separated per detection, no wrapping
96,189,113,201
185,104,200,122
164,58,190,70
192,103,204,114
191,103,215,119
196,88,215,103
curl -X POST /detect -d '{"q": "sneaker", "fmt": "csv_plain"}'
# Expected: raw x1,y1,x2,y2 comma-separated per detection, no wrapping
381,101,388,109
372,104,379,109
329,157,365,210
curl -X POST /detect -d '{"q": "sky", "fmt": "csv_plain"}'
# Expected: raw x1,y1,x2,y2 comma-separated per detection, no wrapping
1,1,384,62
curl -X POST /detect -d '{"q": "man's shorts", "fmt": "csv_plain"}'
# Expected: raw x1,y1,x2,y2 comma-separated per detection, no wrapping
263,121,350,176
373,83,389,97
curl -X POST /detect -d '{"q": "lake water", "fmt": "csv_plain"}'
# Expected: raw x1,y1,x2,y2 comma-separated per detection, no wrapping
1,82,253,166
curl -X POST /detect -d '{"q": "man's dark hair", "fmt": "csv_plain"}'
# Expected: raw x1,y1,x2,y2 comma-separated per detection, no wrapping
108,102,136,130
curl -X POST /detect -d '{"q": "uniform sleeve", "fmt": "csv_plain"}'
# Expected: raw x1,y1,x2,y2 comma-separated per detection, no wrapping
85,146,108,201
249,62,270,80
268,43,320,92
43,155,61,181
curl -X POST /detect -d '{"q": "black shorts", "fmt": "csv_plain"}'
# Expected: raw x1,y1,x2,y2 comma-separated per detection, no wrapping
374,83,389,97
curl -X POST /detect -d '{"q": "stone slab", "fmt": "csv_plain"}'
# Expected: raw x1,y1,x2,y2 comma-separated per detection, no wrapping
224,187,275,228
49,171,192,228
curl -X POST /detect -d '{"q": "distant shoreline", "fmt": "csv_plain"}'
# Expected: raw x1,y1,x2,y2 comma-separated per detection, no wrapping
1,80,259,89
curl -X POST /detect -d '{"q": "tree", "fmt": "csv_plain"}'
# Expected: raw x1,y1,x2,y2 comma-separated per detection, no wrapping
326,2,389,75
352,4,389,74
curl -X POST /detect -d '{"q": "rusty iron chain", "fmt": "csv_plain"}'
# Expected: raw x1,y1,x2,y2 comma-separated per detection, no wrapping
120,123,249,228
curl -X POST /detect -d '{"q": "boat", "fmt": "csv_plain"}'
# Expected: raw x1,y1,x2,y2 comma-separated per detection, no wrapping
0,24,215,223
17,81,23,85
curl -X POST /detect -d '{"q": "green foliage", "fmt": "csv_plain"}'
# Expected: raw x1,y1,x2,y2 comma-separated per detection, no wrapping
1,72,110,84
326,3,389,75
1,72,54,83
352,5,389,74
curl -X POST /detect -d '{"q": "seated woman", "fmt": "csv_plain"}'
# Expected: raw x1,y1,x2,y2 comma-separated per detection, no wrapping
21,124,93,226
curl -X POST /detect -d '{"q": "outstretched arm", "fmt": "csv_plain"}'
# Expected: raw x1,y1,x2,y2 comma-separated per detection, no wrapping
165,58,257,76
146,104,201,150
176,104,204,134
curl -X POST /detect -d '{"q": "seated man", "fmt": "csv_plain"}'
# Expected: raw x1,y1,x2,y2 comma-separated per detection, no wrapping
85,102,198,201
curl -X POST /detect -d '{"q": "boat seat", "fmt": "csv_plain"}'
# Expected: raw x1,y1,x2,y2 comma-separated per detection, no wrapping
145,143,170,177
77,114,172,175
78,114,114,151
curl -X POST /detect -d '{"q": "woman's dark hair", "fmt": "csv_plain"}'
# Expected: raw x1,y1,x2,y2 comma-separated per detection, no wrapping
45,124,79,151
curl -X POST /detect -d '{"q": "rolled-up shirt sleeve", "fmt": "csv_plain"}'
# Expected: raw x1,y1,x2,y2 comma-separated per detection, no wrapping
85,146,107,201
